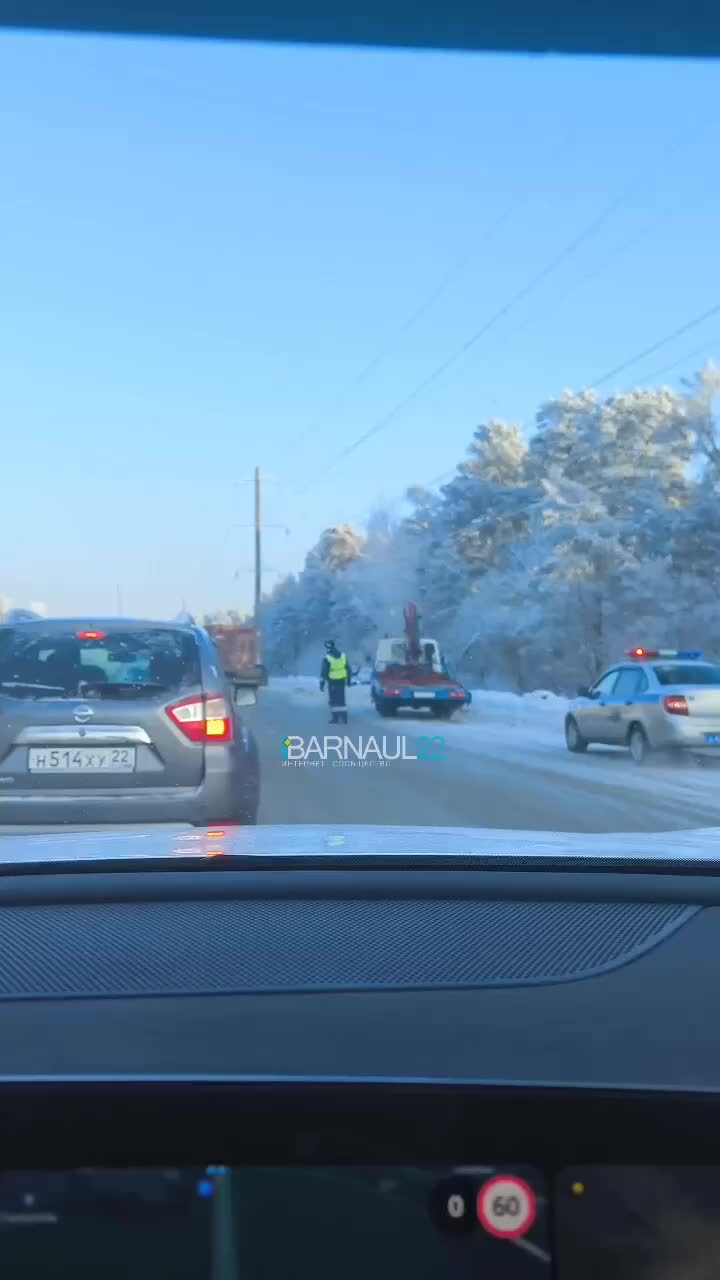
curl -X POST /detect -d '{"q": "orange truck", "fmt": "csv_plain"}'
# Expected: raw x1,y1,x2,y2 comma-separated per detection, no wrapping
205,624,268,692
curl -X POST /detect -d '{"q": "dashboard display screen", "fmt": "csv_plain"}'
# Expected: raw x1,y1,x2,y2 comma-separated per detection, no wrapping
0,1166,549,1278
555,1166,720,1278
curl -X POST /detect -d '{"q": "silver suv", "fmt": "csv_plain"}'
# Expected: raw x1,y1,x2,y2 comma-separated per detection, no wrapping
0,619,259,825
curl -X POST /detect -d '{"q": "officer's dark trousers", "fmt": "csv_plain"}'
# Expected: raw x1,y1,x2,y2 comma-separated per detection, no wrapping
328,679,347,723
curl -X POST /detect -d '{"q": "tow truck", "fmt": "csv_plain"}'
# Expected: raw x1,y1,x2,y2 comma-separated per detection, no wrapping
370,603,471,719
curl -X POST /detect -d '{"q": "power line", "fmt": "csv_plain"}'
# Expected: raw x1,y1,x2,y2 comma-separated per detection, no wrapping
297,107,714,495
297,199,626,493
589,302,720,389
638,335,720,385
299,253,471,437
474,212,670,369
298,178,549,447
294,126,578,472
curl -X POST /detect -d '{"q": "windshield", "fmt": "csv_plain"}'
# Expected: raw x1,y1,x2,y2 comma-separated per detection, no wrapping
2,30,720,850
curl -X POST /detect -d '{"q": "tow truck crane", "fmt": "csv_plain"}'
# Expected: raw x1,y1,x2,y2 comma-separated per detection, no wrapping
370,603,471,718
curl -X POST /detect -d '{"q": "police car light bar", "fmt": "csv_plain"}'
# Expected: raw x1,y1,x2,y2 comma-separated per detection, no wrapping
627,647,704,660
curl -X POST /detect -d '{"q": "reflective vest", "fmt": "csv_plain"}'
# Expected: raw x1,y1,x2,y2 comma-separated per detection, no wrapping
327,653,348,680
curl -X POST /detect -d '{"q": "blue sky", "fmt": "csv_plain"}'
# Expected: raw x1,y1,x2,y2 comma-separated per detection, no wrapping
0,33,718,618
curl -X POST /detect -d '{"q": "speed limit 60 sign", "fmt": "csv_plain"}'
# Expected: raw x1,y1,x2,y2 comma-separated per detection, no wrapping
476,1175,536,1239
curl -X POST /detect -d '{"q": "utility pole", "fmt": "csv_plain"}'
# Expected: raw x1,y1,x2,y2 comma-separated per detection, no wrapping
254,466,262,659
254,466,262,619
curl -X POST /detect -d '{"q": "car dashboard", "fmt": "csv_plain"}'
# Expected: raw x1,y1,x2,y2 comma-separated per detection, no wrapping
2,830,720,1276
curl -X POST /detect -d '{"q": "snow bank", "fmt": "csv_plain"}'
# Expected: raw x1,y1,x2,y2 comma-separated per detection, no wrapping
469,688,569,713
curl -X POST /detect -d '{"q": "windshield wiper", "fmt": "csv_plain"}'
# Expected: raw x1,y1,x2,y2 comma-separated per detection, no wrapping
0,680,67,697
83,682,170,698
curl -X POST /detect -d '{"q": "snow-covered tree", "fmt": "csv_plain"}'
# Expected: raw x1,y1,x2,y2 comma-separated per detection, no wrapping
682,362,720,481
260,525,367,671
260,362,720,690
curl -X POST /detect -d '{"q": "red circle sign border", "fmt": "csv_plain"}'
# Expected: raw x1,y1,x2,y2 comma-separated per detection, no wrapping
476,1174,537,1239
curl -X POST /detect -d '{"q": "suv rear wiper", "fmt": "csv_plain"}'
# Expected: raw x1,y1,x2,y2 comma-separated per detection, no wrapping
83,682,170,698
0,680,67,696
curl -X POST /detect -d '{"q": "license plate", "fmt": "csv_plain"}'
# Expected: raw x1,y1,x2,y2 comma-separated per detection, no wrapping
28,747,137,773
705,735,720,746
414,690,435,699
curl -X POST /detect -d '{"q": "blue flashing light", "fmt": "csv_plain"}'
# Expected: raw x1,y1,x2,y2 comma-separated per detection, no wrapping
196,1180,215,1199
628,647,704,661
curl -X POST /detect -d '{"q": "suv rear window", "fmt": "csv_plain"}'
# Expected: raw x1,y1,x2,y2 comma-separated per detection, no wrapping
653,664,720,686
0,627,201,698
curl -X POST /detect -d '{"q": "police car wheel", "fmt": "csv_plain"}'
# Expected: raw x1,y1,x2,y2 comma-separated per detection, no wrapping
628,725,650,764
565,716,588,753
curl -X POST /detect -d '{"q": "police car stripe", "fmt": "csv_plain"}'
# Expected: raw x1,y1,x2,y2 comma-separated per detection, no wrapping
602,693,661,705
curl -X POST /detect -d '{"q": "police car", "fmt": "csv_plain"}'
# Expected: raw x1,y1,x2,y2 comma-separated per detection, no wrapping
565,648,720,763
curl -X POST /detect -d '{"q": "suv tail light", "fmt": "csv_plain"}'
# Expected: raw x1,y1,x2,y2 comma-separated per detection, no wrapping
167,694,233,743
663,695,688,716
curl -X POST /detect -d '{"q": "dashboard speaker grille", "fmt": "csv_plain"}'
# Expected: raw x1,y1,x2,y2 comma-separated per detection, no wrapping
0,898,698,1000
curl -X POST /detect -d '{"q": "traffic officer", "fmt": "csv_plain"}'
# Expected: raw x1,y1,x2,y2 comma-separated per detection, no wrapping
320,640,351,724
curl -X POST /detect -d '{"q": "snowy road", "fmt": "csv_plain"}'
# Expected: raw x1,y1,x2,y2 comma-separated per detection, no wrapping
251,679,720,833
3,678,720,839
